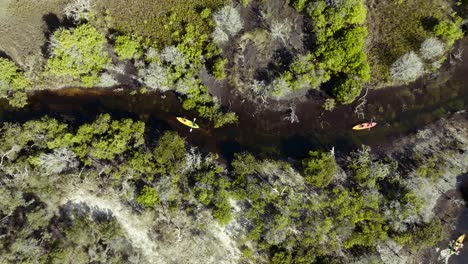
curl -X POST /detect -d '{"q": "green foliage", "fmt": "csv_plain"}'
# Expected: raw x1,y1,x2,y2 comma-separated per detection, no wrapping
415,155,443,182
292,0,308,11
231,152,258,178
309,0,367,42
240,0,252,7
348,146,390,189
212,197,232,225
0,58,30,107
212,57,227,80
213,111,238,128
114,35,143,60
48,212,129,264
394,219,443,251
153,131,187,176
332,78,363,105
47,24,111,87
327,187,388,248
322,98,336,111
137,185,159,207
0,117,68,155
280,54,324,92
288,0,370,103
48,114,145,165
433,19,464,45
301,151,337,188
315,26,369,79
271,251,293,264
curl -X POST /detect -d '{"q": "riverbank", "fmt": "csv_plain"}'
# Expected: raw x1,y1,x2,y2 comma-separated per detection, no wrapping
388,112,468,263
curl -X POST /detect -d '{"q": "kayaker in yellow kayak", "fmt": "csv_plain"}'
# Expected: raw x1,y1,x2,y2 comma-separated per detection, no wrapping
176,117,199,132
450,234,465,255
352,121,377,130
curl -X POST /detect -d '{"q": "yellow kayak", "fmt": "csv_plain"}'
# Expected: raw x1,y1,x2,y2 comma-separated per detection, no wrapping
450,234,465,255
176,117,200,129
352,122,377,130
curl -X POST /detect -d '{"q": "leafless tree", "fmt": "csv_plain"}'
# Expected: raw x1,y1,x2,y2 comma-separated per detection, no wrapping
38,148,79,174
213,6,243,44
420,37,444,60
283,107,299,123
354,87,368,119
64,0,92,23
390,51,424,83
270,19,292,43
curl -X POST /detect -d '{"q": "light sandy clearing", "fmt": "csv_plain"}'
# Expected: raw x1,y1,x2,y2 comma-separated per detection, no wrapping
64,189,164,264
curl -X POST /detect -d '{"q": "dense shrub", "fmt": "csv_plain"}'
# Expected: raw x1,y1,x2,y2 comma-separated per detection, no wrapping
47,24,111,87
285,0,370,104
114,35,143,60
136,186,159,207
301,150,337,188
212,58,227,80
433,19,464,45
332,78,363,104
0,58,30,107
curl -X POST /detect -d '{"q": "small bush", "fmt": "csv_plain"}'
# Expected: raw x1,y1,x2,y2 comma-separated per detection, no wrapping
240,0,251,7
390,51,424,83
270,78,291,99
322,98,336,111
420,37,445,60
270,20,292,43
114,35,142,60
212,58,227,80
136,186,159,208
433,19,464,45
212,198,232,225
332,78,363,105
0,58,30,107
212,28,229,44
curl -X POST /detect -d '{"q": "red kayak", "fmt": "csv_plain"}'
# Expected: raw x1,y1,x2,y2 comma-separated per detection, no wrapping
352,122,377,130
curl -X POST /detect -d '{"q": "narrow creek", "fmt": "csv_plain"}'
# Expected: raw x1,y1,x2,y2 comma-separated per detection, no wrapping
2,39,467,162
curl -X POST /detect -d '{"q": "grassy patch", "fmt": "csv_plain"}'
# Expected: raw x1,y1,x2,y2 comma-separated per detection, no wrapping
0,0,68,66
93,0,226,47
366,0,453,85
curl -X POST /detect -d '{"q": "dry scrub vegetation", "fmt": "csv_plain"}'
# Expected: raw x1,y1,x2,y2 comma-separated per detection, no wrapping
366,0,454,85
93,0,226,47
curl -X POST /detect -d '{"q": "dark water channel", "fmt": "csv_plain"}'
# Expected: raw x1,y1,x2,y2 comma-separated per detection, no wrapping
3,40,468,162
